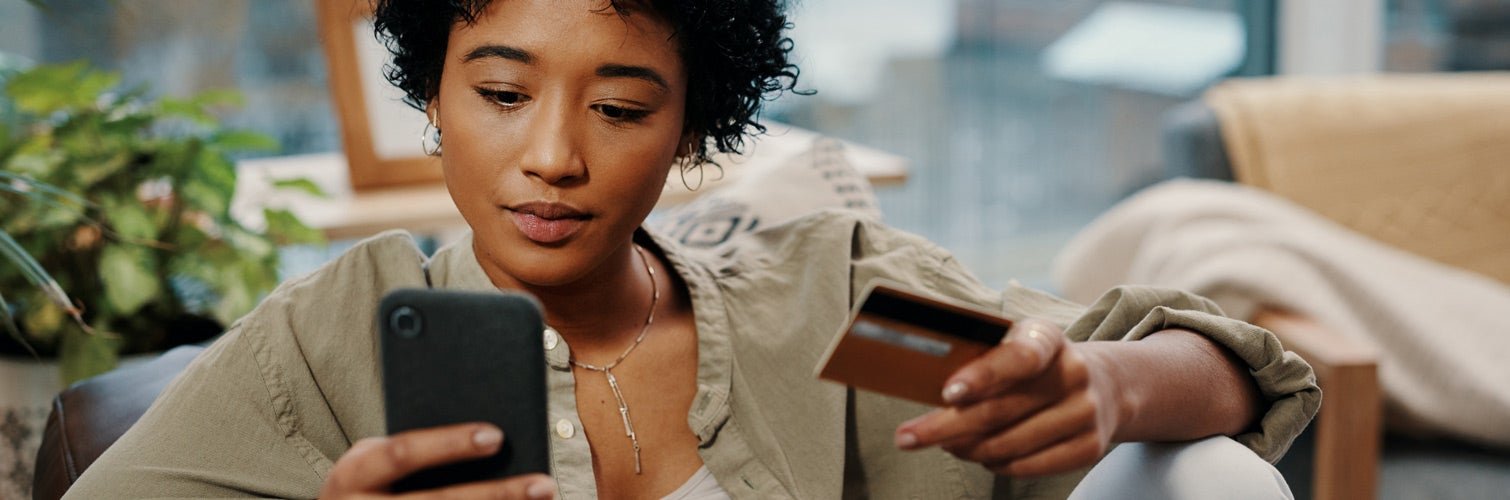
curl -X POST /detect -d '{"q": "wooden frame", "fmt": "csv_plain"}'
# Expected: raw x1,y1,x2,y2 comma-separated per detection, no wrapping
316,0,443,190
1252,307,1381,500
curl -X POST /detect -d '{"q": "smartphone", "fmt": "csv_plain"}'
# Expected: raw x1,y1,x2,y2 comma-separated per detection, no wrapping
815,280,1013,406
379,288,551,491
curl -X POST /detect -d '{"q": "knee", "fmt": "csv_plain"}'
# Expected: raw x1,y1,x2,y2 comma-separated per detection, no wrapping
1069,436,1293,500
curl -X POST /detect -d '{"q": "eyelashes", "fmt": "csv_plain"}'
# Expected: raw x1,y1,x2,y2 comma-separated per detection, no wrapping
592,104,651,124
472,87,652,125
474,88,529,109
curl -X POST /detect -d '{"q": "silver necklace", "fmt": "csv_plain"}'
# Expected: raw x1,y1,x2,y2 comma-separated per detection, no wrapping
565,244,658,474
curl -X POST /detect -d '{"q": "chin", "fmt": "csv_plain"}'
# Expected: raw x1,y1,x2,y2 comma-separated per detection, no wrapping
475,232,602,288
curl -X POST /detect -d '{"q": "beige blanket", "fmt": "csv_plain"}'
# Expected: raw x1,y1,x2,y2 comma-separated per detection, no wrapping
1053,179,1510,448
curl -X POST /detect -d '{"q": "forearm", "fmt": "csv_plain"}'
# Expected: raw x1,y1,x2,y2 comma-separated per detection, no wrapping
1078,329,1262,443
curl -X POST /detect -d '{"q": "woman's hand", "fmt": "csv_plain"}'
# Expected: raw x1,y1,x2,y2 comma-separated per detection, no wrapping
893,320,1126,477
320,422,557,499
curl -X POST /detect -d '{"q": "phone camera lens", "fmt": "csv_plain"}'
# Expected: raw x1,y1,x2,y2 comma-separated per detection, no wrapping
391,306,422,339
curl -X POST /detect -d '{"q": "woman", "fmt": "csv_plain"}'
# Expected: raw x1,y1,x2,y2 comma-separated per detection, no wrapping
68,0,1318,498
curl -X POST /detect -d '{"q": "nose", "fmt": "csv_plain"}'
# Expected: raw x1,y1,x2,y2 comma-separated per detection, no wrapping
518,100,586,185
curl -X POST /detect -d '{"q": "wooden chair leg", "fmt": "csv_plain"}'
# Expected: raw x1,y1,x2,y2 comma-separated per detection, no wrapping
1252,308,1381,500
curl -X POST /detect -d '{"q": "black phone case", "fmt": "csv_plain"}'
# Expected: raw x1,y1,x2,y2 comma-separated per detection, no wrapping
379,289,551,491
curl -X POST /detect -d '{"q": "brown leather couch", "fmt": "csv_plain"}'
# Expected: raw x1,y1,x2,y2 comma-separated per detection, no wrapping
32,345,205,500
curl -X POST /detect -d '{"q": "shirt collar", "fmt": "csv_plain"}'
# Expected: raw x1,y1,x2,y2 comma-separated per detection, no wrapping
429,227,735,445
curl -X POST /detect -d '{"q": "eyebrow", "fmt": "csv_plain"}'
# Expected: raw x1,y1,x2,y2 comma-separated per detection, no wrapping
461,45,669,91
596,64,669,90
463,45,532,64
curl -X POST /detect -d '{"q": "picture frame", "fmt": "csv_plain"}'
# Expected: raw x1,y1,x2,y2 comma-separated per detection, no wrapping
316,0,442,190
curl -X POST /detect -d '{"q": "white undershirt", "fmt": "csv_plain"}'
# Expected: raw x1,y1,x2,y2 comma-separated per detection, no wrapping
659,465,733,500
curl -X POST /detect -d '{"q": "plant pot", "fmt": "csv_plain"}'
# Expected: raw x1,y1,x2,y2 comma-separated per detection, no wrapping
0,353,61,500
0,314,220,499
0,351,174,499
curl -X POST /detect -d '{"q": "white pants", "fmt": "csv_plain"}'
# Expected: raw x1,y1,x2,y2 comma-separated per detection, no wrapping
1070,436,1294,500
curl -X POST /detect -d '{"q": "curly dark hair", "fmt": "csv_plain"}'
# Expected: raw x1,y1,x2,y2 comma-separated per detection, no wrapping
372,0,807,168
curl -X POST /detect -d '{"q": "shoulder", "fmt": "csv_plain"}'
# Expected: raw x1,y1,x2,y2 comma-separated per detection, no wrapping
248,230,430,325
230,230,431,450
230,231,431,393
236,229,430,368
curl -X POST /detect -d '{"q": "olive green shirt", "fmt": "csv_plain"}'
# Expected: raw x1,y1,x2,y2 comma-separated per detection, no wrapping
67,211,1319,499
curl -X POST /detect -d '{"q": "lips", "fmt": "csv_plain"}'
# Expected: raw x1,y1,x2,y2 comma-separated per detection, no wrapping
506,202,590,244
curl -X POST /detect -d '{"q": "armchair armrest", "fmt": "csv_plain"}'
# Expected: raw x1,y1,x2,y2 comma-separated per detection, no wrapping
1252,307,1381,500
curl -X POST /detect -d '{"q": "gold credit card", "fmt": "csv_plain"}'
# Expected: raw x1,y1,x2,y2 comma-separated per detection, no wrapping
816,281,1012,406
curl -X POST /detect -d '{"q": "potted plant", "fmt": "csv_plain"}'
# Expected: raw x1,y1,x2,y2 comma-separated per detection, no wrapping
0,59,326,498
0,59,325,384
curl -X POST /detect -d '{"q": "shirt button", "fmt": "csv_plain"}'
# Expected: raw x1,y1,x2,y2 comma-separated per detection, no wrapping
543,327,559,351
554,418,575,440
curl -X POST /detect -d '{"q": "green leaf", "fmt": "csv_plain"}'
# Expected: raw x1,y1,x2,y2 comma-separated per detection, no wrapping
72,151,135,187
108,202,158,241
180,145,235,217
0,170,93,214
209,129,278,152
34,203,85,231
158,97,214,126
99,244,161,314
271,178,328,198
0,288,40,359
264,208,325,246
191,88,245,109
223,225,275,260
60,327,120,386
170,221,211,250
5,61,120,115
212,268,253,326
0,229,77,315
4,138,64,178
179,182,231,220
21,294,65,344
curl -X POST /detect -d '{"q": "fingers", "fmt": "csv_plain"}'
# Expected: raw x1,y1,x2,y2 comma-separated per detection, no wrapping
985,432,1106,477
893,318,1109,477
391,473,557,500
895,389,1054,449
323,423,504,494
941,320,1067,406
896,320,1081,449
940,392,1098,465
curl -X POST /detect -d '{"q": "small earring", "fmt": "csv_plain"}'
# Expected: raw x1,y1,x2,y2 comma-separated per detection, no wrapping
420,121,442,156
421,107,443,156
678,153,707,191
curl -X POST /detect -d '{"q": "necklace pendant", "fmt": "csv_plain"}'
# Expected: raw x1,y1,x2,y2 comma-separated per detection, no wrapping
633,443,643,474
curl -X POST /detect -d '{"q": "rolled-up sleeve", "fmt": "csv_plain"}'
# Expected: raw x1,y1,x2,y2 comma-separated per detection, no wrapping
1050,285,1321,463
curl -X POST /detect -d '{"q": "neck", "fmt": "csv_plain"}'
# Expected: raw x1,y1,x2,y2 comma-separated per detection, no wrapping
517,243,659,355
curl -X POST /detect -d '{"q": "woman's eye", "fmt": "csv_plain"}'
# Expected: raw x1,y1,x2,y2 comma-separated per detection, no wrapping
476,88,528,108
594,104,650,123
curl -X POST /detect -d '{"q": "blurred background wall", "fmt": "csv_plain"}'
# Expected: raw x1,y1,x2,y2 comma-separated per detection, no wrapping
0,0,1501,290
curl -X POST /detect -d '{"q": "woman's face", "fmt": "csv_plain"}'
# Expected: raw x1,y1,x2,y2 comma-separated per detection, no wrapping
436,0,687,288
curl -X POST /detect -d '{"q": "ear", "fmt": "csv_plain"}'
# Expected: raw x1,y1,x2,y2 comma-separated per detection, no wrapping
426,100,440,129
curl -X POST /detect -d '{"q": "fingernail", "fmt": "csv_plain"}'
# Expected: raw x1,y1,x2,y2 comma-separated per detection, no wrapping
894,432,918,449
527,480,556,499
474,427,503,448
942,381,969,404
